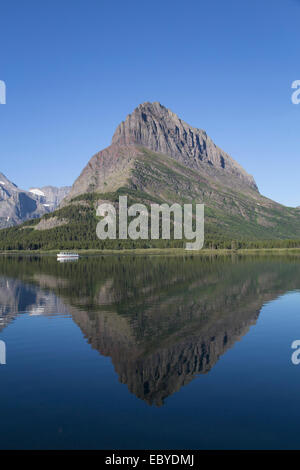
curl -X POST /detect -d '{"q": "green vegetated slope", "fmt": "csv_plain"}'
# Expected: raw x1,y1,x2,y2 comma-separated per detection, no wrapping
1,148,300,251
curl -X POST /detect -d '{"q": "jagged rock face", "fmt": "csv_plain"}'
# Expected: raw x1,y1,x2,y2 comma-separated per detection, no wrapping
62,144,141,204
0,172,71,228
0,172,50,229
29,186,71,209
112,102,258,191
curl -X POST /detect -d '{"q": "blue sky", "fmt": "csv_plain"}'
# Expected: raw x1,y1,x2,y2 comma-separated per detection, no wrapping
0,0,299,206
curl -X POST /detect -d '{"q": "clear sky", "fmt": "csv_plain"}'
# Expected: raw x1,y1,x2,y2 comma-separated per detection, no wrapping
0,0,299,206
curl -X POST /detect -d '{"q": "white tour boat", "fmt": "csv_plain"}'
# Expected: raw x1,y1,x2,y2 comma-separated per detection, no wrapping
57,252,79,261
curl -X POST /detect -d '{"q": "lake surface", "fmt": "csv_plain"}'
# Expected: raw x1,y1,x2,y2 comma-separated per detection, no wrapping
1,254,300,449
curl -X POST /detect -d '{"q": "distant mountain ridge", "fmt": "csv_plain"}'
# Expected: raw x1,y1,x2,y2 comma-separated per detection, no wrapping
29,186,71,210
0,173,70,228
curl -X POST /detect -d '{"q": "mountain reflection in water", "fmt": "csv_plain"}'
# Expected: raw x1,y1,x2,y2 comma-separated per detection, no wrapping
1,254,300,406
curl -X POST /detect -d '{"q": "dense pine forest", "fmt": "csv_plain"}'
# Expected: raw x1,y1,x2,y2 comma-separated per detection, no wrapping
1,190,300,251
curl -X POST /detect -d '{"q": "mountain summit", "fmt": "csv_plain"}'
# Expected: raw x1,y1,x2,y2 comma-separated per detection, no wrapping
64,102,258,204
112,102,258,191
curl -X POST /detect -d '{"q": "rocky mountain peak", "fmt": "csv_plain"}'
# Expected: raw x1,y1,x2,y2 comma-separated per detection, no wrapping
112,102,258,191
0,172,18,190
29,185,71,209
0,173,71,228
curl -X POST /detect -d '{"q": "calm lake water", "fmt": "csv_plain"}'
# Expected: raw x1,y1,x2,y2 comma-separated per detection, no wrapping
1,254,300,449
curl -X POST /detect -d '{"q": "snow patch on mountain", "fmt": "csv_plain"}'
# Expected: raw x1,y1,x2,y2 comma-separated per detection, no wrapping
29,188,45,197
0,173,71,229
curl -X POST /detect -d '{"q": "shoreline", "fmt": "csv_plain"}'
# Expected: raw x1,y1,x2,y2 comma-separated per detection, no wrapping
2,247,300,256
